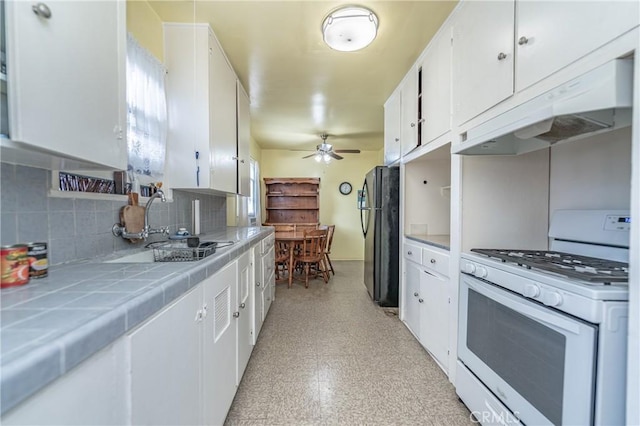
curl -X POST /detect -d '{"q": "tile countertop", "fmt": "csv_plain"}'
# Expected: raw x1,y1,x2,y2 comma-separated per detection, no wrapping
405,234,451,251
0,226,273,416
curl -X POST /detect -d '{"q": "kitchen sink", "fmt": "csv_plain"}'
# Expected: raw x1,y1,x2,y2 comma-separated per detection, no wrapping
104,241,222,263
104,250,156,263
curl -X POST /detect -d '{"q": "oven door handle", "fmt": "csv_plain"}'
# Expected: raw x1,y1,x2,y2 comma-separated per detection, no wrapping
466,277,582,335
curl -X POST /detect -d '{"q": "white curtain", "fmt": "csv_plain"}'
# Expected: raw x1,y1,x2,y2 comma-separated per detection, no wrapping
126,33,167,182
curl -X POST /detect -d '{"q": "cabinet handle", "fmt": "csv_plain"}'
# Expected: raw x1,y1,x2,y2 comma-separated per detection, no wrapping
32,3,52,19
194,310,202,322
419,298,424,303
497,52,507,60
419,118,426,123
518,36,529,46
414,292,419,297
394,138,400,142
430,258,436,264
240,159,245,164
407,251,413,255
202,304,208,318
240,303,246,309
233,311,240,318
256,281,261,287
266,297,271,301
410,123,416,128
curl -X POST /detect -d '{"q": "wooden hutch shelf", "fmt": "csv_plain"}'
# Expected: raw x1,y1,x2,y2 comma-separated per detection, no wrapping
263,177,320,226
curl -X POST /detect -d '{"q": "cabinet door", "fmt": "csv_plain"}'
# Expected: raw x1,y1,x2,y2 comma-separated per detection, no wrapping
516,1,640,91
421,29,452,144
236,251,253,385
261,246,275,319
202,261,237,425
237,82,251,196
164,24,210,189
452,0,514,126
384,90,401,165
400,69,418,156
419,269,449,371
403,260,422,338
129,287,202,426
253,245,264,342
5,0,126,169
209,32,238,194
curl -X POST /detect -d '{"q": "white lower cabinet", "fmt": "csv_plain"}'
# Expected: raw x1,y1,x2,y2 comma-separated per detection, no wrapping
2,340,128,426
235,251,253,385
419,266,449,370
403,259,422,338
130,285,204,426
253,239,275,343
402,240,450,373
129,251,259,426
202,261,239,426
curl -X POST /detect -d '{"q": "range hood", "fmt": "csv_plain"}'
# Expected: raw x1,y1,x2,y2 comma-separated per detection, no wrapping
454,59,633,155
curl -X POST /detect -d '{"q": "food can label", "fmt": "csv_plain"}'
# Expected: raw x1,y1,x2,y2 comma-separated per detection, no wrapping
1,245,30,287
27,242,48,279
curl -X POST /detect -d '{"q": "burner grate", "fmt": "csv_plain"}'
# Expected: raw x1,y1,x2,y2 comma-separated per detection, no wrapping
471,249,629,283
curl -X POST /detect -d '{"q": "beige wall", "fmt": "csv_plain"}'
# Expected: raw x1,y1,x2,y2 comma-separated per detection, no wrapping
260,149,382,260
126,0,164,61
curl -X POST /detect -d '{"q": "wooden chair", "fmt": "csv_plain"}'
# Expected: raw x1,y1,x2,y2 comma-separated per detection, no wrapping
293,229,329,288
275,241,290,282
324,225,336,275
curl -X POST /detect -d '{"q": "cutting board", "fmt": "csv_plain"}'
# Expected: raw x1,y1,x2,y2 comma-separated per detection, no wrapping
120,205,146,243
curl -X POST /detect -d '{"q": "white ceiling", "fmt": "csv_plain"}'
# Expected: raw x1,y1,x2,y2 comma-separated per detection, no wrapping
148,1,458,152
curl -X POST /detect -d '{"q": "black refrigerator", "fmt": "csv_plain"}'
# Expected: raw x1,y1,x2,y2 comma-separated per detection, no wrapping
359,166,399,307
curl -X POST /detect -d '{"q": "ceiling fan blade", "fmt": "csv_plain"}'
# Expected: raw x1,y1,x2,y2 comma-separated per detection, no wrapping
334,149,361,154
328,152,343,160
302,153,317,159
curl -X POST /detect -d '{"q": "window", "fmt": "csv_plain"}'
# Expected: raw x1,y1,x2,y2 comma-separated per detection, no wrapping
248,158,261,225
126,33,167,185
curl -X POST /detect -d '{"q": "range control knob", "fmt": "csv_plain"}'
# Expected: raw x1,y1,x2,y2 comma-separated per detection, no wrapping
542,292,563,307
464,262,476,274
523,283,540,298
475,266,488,279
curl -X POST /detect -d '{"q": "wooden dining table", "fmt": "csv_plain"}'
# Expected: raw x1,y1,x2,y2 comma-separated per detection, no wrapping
274,231,307,288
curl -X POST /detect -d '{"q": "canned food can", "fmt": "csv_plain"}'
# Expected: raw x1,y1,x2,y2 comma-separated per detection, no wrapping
27,242,48,279
1,244,30,288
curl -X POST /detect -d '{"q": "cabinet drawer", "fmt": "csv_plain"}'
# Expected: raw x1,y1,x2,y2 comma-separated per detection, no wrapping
261,233,275,255
403,242,422,263
261,246,275,283
422,246,449,277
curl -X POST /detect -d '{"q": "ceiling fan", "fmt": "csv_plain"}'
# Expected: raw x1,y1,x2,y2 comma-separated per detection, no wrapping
302,134,361,161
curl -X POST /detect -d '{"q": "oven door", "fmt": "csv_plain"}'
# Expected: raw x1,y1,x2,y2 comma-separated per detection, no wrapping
458,273,597,426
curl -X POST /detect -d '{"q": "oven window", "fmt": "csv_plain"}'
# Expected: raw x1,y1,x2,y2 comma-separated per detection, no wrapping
467,289,565,425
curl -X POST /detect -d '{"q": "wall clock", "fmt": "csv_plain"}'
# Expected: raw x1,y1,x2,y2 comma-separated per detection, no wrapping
339,182,352,195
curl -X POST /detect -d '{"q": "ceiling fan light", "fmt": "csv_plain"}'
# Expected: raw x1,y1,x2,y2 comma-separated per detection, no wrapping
322,6,379,52
315,153,323,162
323,153,331,163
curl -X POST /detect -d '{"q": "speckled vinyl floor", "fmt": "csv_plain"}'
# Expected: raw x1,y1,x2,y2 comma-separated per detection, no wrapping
225,261,474,426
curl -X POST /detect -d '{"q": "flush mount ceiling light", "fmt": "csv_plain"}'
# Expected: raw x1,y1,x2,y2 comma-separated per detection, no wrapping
322,6,379,52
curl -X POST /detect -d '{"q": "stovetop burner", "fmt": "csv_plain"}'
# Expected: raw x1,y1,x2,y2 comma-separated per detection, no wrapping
470,249,629,283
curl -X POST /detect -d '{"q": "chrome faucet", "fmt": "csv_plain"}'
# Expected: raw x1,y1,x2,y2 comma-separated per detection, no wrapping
112,189,170,240
143,189,170,237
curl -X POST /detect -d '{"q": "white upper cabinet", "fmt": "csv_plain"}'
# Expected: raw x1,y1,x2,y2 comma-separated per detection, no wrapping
400,67,419,156
209,34,238,194
237,83,251,196
164,23,238,194
421,28,452,145
4,0,126,170
383,89,401,165
452,0,515,126
515,1,640,91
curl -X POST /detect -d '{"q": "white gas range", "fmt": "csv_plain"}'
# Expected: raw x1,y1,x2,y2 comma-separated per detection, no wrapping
456,210,630,426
